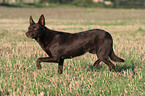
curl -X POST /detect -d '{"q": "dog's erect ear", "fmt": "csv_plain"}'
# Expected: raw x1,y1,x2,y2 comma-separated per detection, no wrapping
30,16,35,25
38,14,45,26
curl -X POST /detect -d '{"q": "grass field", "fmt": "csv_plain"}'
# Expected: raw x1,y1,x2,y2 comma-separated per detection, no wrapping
0,7,145,96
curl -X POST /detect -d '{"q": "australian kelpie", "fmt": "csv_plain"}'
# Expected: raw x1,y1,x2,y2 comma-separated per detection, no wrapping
26,15,124,74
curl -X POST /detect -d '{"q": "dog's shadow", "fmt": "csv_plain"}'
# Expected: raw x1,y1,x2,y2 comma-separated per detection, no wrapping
87,64,104,72
87,63,135,74
115,64,135,72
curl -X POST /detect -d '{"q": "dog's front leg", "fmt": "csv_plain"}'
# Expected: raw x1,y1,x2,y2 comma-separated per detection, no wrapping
36,57,64,74
36,57,58,69
58,58,64,74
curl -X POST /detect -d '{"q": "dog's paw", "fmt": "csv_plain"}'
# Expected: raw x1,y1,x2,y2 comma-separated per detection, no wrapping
36,64,42,70
93,64,98,68
109,65,116,71
58,69,63,74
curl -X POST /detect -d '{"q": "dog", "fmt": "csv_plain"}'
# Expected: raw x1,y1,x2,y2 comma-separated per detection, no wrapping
26,15,124,74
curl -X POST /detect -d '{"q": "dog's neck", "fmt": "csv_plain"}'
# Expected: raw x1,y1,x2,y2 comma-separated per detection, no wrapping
35,27,55,49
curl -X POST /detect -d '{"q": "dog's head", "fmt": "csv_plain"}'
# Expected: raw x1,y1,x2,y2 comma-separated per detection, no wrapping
26,15,45,39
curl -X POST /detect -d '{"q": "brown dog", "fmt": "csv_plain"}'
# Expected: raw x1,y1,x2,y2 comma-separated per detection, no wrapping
26,15,124,74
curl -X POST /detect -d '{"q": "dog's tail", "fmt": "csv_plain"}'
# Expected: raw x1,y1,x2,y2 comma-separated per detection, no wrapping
109,49,125,62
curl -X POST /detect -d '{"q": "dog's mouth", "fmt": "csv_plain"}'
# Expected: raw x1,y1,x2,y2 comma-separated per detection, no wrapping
26,32,35,39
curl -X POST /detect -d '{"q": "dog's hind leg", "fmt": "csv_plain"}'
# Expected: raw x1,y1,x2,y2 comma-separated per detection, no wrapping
97,48,115,71
97,49,116,71
101,58,116,71
95,39,116,71
93,57,115,71
93,59,101,68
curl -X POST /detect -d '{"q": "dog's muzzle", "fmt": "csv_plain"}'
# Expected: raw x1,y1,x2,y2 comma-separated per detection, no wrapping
26,32,33,39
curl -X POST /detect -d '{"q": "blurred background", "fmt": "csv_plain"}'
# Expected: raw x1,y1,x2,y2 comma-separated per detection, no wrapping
0,0,145,8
